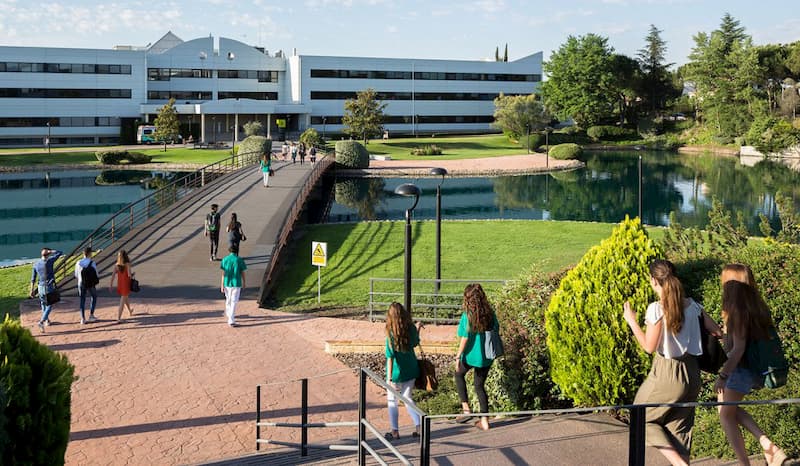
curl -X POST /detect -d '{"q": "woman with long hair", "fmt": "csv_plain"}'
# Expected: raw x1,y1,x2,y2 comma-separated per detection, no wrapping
383,302,421,441
623,259,710,466
259,152,271,188
109,250,134,321
226,213,245,251
454,283,498,431
716,266,786,466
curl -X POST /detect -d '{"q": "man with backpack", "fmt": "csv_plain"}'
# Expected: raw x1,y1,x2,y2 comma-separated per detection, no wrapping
74,246,100,325
205,203,221,261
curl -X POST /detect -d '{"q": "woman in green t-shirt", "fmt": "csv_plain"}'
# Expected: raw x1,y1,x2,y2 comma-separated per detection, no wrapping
384,302,421,441
454,283,498,431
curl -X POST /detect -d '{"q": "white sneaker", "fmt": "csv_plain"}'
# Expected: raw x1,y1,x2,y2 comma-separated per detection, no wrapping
38,321,45,332
44,319,51,327
88,315,98,322
80,319,85,325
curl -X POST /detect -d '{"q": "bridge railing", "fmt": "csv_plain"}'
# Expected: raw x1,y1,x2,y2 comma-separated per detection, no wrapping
52,149,262,289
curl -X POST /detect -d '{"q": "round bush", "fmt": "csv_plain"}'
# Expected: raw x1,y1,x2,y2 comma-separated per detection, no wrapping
95,150,151,165
299,128,323,148
335,140,369,168
548,143,582,160
237,135,272,158
545,217,661,406
0,317,75,465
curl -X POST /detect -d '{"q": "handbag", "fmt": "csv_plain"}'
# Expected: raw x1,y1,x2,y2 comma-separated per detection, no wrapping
745,327,789,389
269,168,275,176
45,289,61,305
697,313,726,373
484,327,504,360
415,337,438,391
130,278,141,293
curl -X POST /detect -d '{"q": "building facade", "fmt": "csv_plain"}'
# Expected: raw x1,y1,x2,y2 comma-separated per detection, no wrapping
0,32,542,147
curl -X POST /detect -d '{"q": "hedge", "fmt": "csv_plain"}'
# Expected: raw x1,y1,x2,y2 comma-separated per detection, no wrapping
0,317,75,465
548,143,582,160
335,140,369,168
95,150,151,165
545,217,661,406
587,125,638,141
237,135,272,157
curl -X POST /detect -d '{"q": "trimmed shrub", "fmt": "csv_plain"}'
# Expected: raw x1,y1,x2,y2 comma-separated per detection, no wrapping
545,217,661,406
334,140,369,168
587,125,638,141
299,128,324,148
526,133,544,150
237,135,272,157
95,150,151,164
0,317,75,465
490,269,568,411
410,144,442,156
548,143,582,160
126,152,151,164
243,120,263,137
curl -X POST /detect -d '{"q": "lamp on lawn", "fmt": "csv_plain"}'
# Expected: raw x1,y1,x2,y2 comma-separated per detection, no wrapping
429,167,447,296
394,183,421,315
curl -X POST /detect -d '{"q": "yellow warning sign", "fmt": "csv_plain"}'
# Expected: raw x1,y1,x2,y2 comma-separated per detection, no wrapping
311,241,327,267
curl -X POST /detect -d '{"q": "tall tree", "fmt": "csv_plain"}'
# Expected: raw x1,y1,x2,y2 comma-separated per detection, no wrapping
637,25,672,112
503,43,508,62
153,98,180,151
342,88,387,145
541,34,618,127
492,93,550,141
611,54,644,124
495,46,500,62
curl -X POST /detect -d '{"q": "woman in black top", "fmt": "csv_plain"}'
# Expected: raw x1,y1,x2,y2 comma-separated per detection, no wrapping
226,213,245,250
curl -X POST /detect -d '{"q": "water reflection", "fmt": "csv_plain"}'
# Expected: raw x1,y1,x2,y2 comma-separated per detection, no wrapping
323,151,800,234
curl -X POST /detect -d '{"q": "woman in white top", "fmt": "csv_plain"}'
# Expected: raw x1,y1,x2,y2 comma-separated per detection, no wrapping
623,259,717,466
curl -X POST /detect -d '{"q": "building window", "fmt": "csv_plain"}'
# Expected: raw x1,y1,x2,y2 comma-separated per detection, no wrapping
309,69,539,82
310,115,494,124
0,62,132,75
147,90,212,101
0,88,131,99
310,91,506,101
218,91,278,100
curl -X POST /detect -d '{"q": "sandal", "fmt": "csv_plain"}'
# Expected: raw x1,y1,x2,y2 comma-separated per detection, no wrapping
454,409,472,424
474,419,490,431
767,447,788,466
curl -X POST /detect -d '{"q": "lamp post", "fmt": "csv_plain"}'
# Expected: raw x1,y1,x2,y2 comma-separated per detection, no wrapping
544,126,552,168
638,155,643,220
46,121,51,154
429,168,447,296
212,115,217,144
394,183,421,314
526,123,531,154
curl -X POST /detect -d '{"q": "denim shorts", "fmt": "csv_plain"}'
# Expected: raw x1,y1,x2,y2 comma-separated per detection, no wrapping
725,366,761,394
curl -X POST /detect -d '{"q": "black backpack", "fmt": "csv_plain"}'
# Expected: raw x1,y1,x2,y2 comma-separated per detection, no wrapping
81,262,100,288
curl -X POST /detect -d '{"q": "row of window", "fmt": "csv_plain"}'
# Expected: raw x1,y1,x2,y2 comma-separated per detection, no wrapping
0,136,112,146
0,62,132,74
148,91,213,101
147,68,278,82
310,91,512,101
0,117,121,128
309,115,494,125
310,69,540,82
0,88,131,99
218,91,278,100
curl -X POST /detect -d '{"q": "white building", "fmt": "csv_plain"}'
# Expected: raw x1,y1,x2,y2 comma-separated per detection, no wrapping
0,32,542,147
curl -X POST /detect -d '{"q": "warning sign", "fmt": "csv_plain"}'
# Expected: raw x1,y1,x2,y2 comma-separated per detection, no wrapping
311,241,327,267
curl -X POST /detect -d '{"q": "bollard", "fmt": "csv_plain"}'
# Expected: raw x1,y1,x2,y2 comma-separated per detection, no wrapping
301,378,308,457
358,369,366,465
256,385,261,451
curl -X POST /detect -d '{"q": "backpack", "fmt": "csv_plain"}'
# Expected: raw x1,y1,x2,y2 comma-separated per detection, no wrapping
745,327,789,389
80,262,100,288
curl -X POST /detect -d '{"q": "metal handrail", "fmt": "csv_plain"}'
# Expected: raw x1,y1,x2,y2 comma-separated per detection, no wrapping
258,153,335,305
52,149,262,289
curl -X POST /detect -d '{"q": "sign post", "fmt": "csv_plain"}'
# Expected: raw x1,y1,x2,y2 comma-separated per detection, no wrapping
311,241,327,303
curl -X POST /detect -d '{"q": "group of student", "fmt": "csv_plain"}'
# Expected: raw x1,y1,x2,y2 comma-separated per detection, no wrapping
203,203,246,261
623,259,787,466
280,141,317,165
29,246,136,331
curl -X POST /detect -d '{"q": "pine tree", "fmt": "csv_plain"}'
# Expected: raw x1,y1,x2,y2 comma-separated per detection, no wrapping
342,88,387,145
503,43,508,62
637,25,672,112
495,46,500,61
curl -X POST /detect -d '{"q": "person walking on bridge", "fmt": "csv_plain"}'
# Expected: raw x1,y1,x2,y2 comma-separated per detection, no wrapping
226,213,246,251
74,246,100,325
260,153,272,187
205,204,221,261
29,247,63,332
220,246,247,327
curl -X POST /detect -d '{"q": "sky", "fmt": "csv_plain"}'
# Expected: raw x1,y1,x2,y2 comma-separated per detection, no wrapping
0,0,798,67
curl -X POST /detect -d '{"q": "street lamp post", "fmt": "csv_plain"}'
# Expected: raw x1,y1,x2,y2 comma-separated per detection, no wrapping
46,121,51,154
429,168,447,296
638,155,643,220
212,116,217,144
544,126,552,168
322,116,327,141
526,124,531,154
394,183,421,315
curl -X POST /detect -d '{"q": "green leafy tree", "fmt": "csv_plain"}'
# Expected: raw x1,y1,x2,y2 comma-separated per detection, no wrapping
545,217,661,406
541,34,618,127
342,88,387,145
243,120,263,137
611,53,644,125
299,128,323,148
637,25,673,112
153,98,180,151
746,115,800,154
492,93,550,141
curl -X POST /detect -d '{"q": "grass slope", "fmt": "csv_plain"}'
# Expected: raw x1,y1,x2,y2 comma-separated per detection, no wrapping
358,134,525,160
0,265,32,319
271,220,661,311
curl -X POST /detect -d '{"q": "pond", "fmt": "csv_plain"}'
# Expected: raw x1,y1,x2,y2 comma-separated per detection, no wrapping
322,150,800,235
0,169,185,266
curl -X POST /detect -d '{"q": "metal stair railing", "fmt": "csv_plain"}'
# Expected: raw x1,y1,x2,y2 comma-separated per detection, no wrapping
51,149,262,290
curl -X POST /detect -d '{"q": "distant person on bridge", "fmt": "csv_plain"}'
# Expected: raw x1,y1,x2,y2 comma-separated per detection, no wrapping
290,142,298,164
74,246,100,325
220,246,247,327
29,247,63,332
298,142,306,165
109,250,135,321
281,141,289,161
226,213,246,251
260,153,272,187
384,302,421,441
205,203,221,261
454,283,499,431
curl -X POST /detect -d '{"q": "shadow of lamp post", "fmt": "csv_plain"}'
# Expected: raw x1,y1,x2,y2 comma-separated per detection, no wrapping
429,167,447,298
394,183,421,314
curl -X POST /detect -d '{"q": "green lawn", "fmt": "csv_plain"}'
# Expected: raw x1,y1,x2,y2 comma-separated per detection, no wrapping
0,265,32,320
270,220,665,311
360,134,526,160
0,147,233,167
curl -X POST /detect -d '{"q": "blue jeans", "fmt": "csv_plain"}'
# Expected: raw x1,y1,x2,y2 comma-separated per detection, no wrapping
79,285,97,320
38,283,53,322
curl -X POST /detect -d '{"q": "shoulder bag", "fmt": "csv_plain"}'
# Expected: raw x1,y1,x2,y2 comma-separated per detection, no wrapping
484,327,504,360
746,327,789,389
697,312,726,373
415,331,438,391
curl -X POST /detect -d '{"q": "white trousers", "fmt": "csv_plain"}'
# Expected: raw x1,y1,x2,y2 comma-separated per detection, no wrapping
224,287,241,324
262,171,269,186
387,379,420,431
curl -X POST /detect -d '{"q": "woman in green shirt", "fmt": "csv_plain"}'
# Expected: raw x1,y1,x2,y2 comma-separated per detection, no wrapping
259,153,272,187
384,302,421,441
454,283,498,431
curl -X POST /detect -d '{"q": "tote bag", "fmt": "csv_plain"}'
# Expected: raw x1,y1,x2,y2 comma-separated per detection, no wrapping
484,328,504,360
